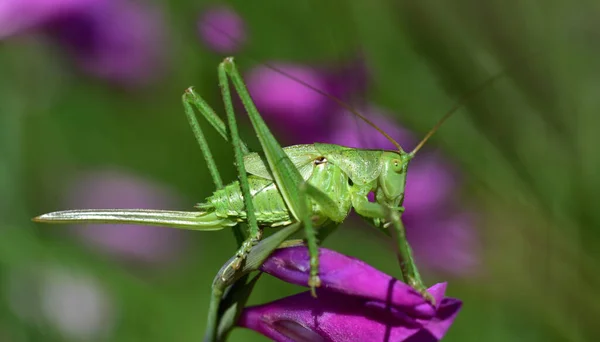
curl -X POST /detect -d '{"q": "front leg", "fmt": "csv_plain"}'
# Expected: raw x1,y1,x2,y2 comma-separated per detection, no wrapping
228,229,263,271
351,193,435,305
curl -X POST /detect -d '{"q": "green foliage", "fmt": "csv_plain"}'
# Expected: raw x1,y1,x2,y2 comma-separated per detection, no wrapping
1,0,599,341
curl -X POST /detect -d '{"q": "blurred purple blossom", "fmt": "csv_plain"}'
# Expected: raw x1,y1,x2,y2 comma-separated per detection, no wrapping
406,212,479,276
0,0,168,87
38,268,116,340
197,5,246,54
246,58,480,276
246,63,330,136
246,57,369,143
65,169,186,265
238,246,462,341
7,265,116,340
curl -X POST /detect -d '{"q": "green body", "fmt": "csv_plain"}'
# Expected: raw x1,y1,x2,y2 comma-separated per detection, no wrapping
195,143,407,231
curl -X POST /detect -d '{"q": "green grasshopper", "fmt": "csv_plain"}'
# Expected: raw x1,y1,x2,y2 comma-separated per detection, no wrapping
34,57,456,334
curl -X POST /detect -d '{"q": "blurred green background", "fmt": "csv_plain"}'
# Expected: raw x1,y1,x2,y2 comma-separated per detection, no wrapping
1,0,599,341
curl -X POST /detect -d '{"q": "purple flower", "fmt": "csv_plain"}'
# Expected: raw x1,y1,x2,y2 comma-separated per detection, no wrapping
197,5,246,54
238,246,462,341
65,169,186,265
0,0,168,87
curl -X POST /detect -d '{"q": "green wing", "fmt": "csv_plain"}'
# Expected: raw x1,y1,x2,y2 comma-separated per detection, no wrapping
314,143,383,185
243,144,321,181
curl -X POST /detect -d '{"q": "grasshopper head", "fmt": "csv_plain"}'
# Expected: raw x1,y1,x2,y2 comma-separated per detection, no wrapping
377,151,412,207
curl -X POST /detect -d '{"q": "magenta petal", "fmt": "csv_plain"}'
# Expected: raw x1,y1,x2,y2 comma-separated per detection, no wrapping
422,298,462,340
239,287,462,342
425,282,447,305
239,291,422,342
260,246,435,318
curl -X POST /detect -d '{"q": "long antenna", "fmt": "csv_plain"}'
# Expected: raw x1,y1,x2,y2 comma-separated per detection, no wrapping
409,68,510,157
204,16,521,156
203,19,405,153
259,63,404,152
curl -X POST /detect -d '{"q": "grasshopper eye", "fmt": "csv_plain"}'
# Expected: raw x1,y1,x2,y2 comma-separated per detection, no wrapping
391,159,404,173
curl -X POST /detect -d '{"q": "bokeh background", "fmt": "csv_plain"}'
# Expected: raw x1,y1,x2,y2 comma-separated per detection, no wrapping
1,0,599,341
